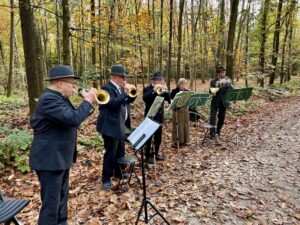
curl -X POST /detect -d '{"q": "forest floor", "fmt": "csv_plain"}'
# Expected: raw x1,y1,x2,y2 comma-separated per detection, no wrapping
0,90,300,225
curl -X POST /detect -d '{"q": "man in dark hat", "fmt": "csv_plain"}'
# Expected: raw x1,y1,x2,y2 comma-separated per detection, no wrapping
209,66,232,145
97,65,133,190
143,71,171,164
30,65,97,225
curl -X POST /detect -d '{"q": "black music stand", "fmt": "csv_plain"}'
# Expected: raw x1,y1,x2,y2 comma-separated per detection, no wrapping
127,118,170,225
187,93,210,145
187,93,210,120
225,88,253,147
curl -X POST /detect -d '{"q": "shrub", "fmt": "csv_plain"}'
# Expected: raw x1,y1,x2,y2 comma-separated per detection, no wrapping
0,126,32,172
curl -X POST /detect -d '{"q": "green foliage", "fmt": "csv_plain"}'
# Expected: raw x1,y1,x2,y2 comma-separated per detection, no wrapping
0,95,27,108
228,99,262,117
270,80,300,92
78,133,103,153
0,125,32,172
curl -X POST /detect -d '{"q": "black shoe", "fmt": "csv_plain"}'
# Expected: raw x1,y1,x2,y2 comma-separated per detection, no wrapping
155,154,165,161
102,181,112,190
146,157,155,164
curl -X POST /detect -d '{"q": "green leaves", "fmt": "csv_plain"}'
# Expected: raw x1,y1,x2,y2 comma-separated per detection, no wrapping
0,126,32,173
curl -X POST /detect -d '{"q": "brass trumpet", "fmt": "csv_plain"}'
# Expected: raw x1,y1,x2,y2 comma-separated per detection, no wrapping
155,85,168,94
128,87,137,98
95,89,110,104
124,83,137,98
76,88,110,105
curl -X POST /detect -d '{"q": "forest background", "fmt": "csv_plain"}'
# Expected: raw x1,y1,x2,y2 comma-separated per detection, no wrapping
0,0,299,113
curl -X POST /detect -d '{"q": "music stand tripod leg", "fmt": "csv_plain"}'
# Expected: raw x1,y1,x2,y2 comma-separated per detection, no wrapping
135,145,170,225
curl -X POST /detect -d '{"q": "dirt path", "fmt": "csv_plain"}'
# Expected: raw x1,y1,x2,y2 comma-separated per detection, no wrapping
160,96,300,224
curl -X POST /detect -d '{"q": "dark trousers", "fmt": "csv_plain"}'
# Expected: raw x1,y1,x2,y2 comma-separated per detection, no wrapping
36,169,69,225
102,134,125,183
145,126,162,159
210,100,227,136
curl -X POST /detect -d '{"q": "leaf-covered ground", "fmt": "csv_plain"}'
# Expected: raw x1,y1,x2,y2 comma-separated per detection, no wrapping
1,94,299,225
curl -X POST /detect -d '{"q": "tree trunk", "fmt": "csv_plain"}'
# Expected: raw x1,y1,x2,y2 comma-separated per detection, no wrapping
56,0,61,64
216,0,225,66
225,0,239,81
98,0,103,86
259,0,270,87
167,0,174,89
19,0,45,114
244,2,251,87
159,0,163,72
269,0,283,85
7,0,15,97
280,16,290,84
62,0,70,65
106,0,115,80
176,0,185,82
91,0,96,67
134,0,145,88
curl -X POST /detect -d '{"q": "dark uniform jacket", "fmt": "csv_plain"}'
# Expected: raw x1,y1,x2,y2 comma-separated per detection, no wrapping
96,81,128,139
143,85,171,123
30,88,94,171
210,77,232,107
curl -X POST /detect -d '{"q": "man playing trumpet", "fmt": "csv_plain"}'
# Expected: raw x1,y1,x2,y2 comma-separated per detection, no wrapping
209,66,232,144
97,65,136,190
143,71,171,164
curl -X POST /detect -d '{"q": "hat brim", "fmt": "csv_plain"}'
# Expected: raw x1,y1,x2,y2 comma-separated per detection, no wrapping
151,76,164,80
44,75,81,81
110,73,127,77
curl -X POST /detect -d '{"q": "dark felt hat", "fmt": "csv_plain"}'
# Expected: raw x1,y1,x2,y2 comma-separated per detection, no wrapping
45,65,80,81
151,71,164,80
216,66,226,73
110,65,127,77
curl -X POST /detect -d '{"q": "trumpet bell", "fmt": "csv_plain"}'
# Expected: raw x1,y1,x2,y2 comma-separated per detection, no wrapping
210,87,219,96
95,90,110,105
156,87,168,95
128,88,137,98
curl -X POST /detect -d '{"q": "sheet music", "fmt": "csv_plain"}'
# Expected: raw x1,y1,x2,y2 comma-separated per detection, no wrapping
146,96,164,118
127,118,160,150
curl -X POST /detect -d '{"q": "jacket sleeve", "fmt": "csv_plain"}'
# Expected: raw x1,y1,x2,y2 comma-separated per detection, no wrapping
42,94,94,127
143,87,157,103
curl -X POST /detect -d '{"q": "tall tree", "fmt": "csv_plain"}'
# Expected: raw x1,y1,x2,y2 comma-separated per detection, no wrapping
259,0,271,87
269,0,283,85
55,0,61,64
167,0,174,89
19,0,45,114
134,0,145,87
7,0,14,97
98,0,103,86
62,0,70,65
226,0,240,80
159,0,163,71
216,0,225,66
176,0,185,81
91,0,96,67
